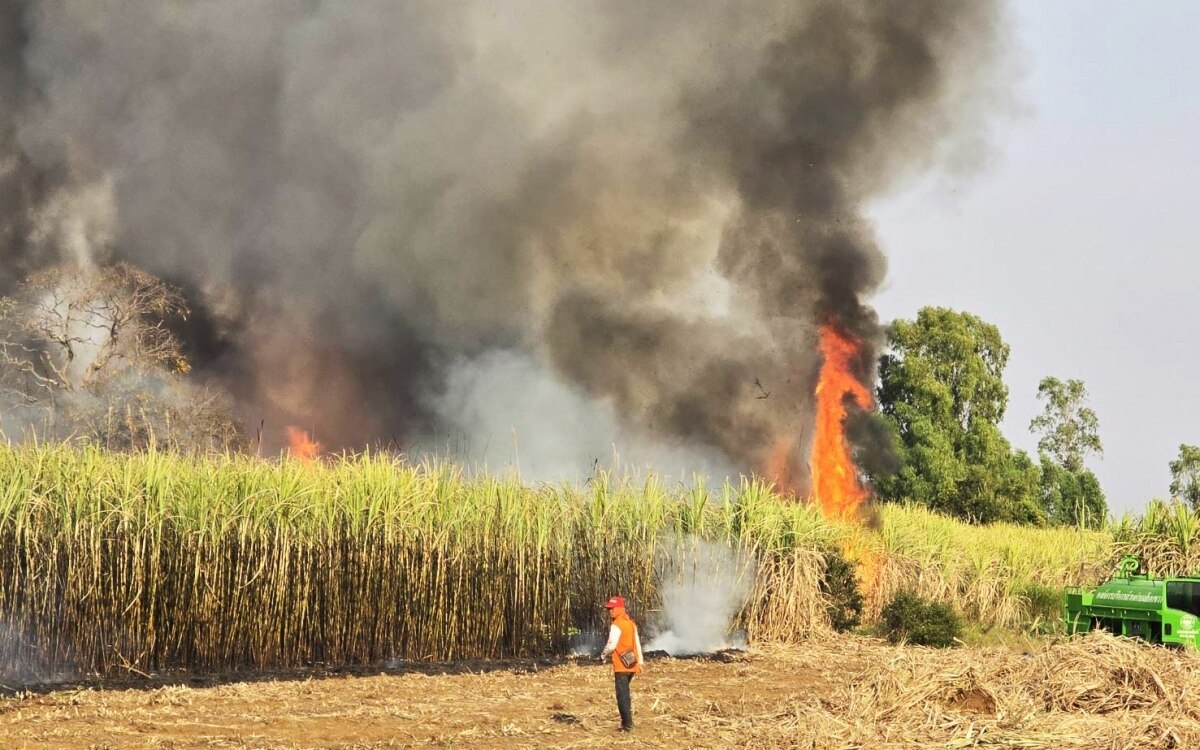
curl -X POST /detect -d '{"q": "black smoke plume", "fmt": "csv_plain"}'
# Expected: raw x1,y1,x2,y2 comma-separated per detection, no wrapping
0,0,1004,484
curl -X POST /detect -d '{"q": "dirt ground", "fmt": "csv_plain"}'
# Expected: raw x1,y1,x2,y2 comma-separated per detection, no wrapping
1,637,1196,749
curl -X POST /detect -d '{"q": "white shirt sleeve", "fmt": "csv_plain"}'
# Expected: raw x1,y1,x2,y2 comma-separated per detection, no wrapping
601,623,621,657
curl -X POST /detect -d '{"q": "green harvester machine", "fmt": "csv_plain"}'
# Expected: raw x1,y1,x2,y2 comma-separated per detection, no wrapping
1064,555,1200,647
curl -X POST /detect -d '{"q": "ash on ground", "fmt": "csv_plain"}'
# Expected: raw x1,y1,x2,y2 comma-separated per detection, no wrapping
646,627,747,658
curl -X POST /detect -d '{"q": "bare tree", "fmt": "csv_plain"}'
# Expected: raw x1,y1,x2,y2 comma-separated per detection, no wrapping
0,263,244,452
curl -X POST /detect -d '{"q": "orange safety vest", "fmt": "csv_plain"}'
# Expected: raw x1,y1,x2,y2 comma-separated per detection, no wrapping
611,609,641,674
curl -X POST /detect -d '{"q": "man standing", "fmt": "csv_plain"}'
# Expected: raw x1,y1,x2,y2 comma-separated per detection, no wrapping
600,595,643,732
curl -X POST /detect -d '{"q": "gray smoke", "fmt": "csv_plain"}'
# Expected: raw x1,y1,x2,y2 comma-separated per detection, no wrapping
647,537,755,655
0,0,1005,484
0,617,73,685
432,349,737,480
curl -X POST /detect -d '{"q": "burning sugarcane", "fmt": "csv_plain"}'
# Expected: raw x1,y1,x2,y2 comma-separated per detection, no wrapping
811,323,873,522
286,426,321,462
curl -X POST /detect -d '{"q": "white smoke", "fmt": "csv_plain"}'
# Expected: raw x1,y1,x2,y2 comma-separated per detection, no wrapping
431,350,737,482
568,630,606,658
647,536,755,655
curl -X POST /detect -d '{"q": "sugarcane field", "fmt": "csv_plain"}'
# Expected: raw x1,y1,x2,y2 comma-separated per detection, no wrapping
1,1,1198,749
0,451,1198,749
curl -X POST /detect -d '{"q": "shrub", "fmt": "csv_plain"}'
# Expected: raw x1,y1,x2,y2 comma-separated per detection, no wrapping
881,589,961,647
819,546,863,632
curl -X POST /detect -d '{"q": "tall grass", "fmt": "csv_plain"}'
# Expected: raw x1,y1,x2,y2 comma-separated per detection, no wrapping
1110,499,1200,575
0,445,840,680
870,504,1111,628
0,445,1118,680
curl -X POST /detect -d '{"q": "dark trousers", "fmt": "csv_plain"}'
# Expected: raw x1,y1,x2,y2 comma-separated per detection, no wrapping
614,672,634,729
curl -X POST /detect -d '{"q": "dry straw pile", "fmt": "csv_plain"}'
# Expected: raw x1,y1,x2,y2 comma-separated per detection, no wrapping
749,632,1200,749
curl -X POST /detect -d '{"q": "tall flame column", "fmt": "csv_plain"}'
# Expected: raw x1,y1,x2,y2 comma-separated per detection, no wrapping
810,324,872,520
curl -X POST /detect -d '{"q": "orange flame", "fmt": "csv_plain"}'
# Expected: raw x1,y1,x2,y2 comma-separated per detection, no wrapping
286,426,321,462
810,323,872,521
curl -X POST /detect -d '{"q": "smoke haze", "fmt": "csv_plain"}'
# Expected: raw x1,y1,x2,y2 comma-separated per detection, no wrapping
646,537,754,655
0,0,1005,484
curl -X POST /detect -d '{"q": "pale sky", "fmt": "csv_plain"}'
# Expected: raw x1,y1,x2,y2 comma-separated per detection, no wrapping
871,0,1200,514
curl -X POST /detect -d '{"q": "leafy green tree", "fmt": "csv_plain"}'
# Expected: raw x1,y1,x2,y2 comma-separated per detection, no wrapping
874,307,1044,525
1028,376,1106,526
1038,455,1106,528
1169,444,1200,511
1030,377,1102,473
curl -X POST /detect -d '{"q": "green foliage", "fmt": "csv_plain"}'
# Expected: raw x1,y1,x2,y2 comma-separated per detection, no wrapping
818,546,863,632
1019,582,1063,633
1169,444,1200,511
1026,376,1107,527
1038,455,1106,528
874,307,1045,525
880,589,962,647
956,624,1043,649
1029,377,1103,473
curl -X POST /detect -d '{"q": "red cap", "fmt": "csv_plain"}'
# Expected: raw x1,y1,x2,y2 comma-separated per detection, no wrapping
604,596,625,609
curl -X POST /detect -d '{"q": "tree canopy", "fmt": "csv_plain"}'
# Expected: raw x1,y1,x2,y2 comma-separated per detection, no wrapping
873,307,1044,525
871,308,1106,527
1169,444,1200,511
1037,454,1106,527
1028,376,1105,527
1030,377,1102,473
